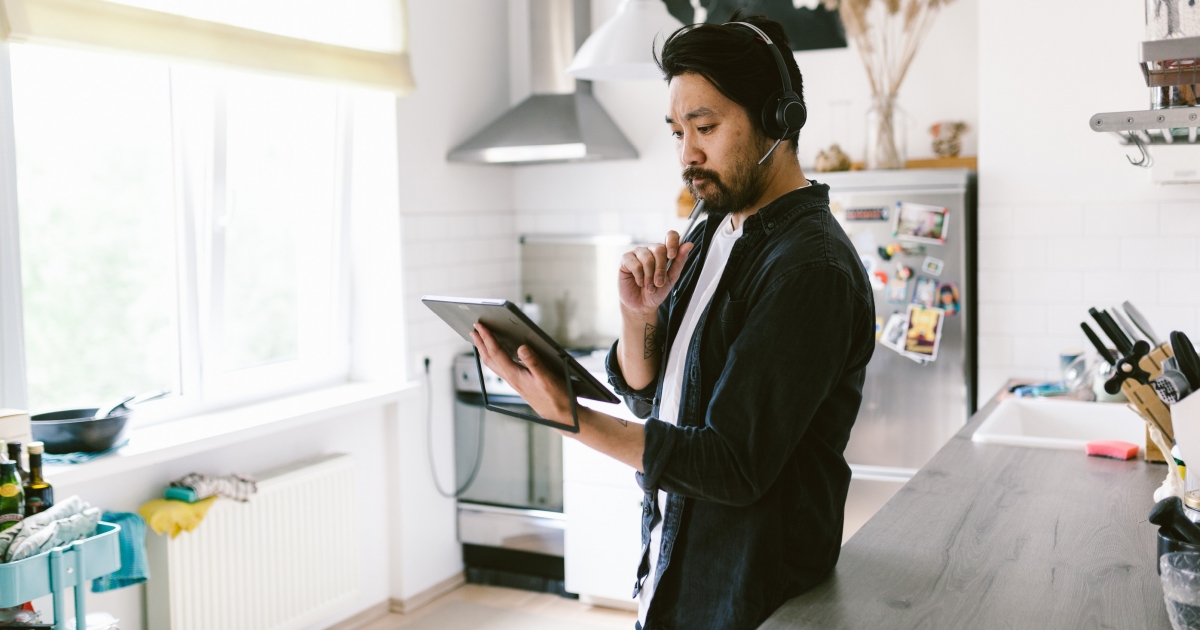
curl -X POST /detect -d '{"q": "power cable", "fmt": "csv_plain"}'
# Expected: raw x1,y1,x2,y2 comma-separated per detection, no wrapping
426,356,485,498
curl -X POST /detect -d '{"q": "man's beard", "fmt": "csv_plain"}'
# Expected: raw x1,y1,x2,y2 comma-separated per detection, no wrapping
683,136,774,219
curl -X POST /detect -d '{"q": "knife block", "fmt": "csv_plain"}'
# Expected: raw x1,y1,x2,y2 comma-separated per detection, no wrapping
1124,343,1175,463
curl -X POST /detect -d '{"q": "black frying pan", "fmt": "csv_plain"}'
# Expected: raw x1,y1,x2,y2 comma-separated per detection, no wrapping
31,408,130,454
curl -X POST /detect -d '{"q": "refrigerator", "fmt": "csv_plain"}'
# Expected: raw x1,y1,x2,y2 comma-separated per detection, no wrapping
817,168,978,479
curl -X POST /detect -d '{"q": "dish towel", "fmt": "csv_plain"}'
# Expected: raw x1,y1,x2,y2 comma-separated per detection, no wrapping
41,440,130,466
0,495,102,562
138,497,217,539
170,473,256,502
92,511,148,593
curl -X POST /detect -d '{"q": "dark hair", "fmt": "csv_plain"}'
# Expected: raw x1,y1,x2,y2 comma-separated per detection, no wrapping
654,10,805,153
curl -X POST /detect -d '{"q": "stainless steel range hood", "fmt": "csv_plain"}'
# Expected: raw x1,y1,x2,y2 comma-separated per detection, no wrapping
447,0,637,165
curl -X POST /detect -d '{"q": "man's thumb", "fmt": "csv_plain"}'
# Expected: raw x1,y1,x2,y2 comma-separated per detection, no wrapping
518,345,538,368
668,242,694,284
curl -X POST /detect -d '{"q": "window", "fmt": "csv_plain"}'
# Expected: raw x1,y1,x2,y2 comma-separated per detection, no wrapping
9,44,354,421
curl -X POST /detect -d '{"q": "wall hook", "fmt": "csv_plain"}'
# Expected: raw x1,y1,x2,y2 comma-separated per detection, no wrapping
1127,133,1152,168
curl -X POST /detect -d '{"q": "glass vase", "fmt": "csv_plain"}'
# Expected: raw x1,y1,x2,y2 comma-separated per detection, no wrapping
865,95,908,170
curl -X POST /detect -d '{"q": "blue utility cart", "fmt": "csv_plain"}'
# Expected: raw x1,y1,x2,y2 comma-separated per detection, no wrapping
0,522,121,629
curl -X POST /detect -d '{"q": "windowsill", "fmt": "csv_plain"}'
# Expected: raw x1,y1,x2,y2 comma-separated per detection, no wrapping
45,380,419,487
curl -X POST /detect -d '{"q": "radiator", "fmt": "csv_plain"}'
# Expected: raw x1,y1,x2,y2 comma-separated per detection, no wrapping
147,454,360,630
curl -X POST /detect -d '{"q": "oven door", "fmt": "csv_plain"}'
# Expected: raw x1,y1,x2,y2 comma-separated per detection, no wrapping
454,392,563,512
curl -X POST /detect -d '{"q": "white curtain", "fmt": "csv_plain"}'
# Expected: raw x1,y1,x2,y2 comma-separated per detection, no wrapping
0,0,414,93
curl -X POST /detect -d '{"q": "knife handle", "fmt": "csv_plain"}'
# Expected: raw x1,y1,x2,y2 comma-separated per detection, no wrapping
1090,308,1133,356
1172,331,1200,391
1081,323,1117,366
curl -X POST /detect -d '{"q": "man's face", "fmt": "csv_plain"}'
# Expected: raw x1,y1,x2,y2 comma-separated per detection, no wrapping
666,72,774,217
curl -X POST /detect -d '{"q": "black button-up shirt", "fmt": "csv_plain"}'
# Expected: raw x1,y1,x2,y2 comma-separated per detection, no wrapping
606,183,875,630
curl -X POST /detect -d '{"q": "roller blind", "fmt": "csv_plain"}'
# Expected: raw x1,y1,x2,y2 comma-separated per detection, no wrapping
0,0,414,93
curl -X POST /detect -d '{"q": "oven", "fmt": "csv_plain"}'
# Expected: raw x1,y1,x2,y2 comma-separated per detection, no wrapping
453,353,567,593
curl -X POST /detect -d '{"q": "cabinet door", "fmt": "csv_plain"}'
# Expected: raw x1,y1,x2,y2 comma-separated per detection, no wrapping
562,428,638,487
564,481,644,603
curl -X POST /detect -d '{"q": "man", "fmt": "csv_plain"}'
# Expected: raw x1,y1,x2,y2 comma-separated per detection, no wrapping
472,12,875,630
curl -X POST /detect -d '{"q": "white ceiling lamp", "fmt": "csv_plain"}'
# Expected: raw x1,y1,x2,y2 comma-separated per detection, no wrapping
566,0,685,81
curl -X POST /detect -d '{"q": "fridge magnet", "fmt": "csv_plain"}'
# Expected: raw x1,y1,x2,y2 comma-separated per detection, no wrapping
904,305,946,361
877,244,896,261
861,254,877,275
896,265,913,280
845,206,890,221
911,276,939,308
922,256,944,276
937,282,960,316
893,202,949,244
871,270,888,290
886,277,909,304
875,316,884,340
881,312,927,364
880,313,908,351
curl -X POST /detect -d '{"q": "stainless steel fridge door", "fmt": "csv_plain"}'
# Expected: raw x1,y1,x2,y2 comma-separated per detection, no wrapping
821,170,976,473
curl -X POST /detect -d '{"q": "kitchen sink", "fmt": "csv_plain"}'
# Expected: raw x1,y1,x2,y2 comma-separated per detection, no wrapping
971,398,1146,452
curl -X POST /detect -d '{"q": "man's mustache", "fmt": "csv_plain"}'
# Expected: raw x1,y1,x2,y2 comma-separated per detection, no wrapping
682,166,721,186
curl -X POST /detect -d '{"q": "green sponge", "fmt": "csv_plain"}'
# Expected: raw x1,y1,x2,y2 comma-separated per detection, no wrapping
165,486,198,503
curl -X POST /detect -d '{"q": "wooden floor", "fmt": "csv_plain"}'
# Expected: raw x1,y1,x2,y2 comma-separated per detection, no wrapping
363,585,637,630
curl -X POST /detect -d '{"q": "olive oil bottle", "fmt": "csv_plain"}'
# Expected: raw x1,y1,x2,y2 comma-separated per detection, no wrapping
24,442,52,516
0,461,23,532
5,442,26,485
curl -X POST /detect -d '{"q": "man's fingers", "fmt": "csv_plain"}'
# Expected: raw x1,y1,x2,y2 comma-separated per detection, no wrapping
634,248,657,292
473,324,518,376
650,244,668,287
667,241,695,286
665,230,680,259
620,251,644,288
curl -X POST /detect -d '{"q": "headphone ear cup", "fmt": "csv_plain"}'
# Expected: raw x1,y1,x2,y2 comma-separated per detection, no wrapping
761,90,806,141
780,95,807,138
761,90,788,140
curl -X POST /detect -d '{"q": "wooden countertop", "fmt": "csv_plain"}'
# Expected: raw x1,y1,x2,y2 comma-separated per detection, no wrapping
761,394,1172,629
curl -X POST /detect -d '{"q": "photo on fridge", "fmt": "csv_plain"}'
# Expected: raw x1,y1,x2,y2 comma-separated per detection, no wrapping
904,304,945,361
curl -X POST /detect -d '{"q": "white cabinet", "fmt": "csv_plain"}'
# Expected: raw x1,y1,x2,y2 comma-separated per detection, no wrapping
563,396,645,609
564,476,643,607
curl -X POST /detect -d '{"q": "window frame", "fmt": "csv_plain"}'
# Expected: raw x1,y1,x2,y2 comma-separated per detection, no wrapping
0,42,366,424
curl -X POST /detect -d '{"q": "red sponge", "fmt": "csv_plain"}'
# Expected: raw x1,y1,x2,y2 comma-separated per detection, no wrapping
1086,440,1139,460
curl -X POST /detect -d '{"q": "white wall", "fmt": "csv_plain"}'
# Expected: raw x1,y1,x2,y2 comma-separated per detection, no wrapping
392,0,520,602
976,0,1200,399
513,0,979,242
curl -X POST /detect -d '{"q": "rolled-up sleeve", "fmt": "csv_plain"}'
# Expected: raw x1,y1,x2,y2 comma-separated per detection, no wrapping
605,340,658,420
640,266,872,506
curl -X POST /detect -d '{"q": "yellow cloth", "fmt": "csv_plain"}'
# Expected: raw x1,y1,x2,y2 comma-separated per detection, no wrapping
138,497,217,539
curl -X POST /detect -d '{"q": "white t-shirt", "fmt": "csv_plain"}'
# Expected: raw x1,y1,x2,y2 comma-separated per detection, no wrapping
638,213,743,625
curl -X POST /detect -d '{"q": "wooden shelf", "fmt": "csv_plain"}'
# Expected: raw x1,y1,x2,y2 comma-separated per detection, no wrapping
846,155,977,171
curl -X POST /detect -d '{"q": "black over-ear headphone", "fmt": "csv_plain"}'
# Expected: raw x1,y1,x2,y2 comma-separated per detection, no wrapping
725,21,807,163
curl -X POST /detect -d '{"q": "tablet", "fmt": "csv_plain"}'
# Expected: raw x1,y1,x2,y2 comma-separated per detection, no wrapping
422,296,620,411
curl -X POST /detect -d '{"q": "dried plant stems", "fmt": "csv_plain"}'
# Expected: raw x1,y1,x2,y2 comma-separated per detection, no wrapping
834,0,952,99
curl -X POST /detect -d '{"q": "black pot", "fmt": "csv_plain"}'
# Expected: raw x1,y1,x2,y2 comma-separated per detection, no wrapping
31,408,131,454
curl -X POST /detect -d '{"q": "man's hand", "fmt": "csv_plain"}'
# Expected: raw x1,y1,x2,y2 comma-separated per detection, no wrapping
471,323,574,429
619,231,695,317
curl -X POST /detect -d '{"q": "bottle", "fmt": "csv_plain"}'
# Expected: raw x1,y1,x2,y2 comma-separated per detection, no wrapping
0,462,23,533
6,442,26,485
24,442,52,516
520,294,542,326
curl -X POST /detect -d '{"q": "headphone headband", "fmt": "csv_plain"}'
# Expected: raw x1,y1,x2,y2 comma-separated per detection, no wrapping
725,21,794,95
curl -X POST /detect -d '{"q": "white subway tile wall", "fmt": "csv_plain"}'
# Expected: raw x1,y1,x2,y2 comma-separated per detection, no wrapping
977,202,1200,400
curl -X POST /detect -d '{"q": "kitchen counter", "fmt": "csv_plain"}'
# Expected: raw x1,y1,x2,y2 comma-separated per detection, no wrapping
761,393,1172,630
